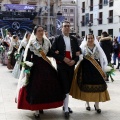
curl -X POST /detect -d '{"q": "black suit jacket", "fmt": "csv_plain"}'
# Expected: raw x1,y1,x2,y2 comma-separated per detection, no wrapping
51,35,80,66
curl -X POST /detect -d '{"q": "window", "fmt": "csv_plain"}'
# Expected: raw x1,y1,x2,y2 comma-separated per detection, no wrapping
70,9,74,13
90,0,93,11
65,18,68,20
90,14,93,23
98,12,103,24
98,30,102,36
81,31,85,37
99,0,103,9
82,2,85,13
85,13,89,25
70,18,74,22
109,0,114,7
50,5,54,16
108,29,113,37
64,9,67,13
81,15,85,26
108,10,113,23
104,0,108,5
89,30,93,34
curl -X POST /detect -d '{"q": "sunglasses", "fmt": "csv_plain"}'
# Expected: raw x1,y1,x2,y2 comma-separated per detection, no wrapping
63,25,70,28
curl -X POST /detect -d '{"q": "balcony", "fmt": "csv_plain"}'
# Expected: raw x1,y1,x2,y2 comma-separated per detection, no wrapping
107,16,113,23
97,18,102,24
0,0,3,3
50,0,55,5
9,0,21,4
89,6,93,11
99,3,103,9
27,0,37,5
81,21,85,26
81,8,85,13
44,0,55,6
109,0,113,7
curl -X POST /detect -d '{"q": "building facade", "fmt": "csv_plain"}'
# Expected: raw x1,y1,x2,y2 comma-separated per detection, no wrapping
0,0,61,36
78,0,120,37
60,0,78,33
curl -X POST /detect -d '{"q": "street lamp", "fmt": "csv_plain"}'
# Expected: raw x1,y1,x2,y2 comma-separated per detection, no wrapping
87,21,93,33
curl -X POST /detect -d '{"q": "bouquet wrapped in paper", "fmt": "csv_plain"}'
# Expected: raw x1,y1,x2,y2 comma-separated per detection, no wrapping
104,64,115,82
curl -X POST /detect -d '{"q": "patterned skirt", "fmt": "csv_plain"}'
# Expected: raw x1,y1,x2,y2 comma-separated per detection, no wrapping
70,58,110,102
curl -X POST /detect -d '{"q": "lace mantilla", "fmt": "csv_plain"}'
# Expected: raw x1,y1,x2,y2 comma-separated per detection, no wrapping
83,45,100,60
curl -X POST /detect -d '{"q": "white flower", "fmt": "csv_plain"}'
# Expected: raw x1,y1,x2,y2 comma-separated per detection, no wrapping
104,66,113,72
14,52,17,56
0,45,3,48
79,54,83,60
7,51,12,55
24,61,33,67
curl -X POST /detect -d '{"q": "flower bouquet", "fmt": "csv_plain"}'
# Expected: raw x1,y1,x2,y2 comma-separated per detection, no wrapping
21,61,33,85
14,52,20,61
7,51,12,59
104,63,115,82
0,45,5,53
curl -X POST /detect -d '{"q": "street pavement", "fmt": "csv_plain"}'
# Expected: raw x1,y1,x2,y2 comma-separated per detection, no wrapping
0,63,120,120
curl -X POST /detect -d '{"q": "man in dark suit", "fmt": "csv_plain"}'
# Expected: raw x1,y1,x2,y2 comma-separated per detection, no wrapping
51,20,80,119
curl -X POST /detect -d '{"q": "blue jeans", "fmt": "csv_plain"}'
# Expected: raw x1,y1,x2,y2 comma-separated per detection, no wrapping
113,53,118,64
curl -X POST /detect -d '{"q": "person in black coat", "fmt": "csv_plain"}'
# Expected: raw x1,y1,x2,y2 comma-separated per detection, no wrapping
51,20,80,119
99,31,113,64
99,32,113,81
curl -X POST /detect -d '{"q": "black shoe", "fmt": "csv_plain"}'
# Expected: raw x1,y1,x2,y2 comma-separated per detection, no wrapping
86,106,91,111
116,67,119,69
94,105,101,114
64,112,69,119
106,79,109,81
63,107,73,113
39,110,44,114
34,113,40,118
112,63,116,65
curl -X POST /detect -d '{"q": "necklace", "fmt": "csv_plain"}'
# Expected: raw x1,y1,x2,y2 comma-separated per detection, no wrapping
37,38,44,46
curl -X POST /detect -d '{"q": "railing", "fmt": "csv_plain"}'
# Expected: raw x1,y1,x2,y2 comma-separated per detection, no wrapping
99,3,103,9
97,18,102,24
9,0,21,4
107,16,113,23
89,6,93,11
81,21,85,26
27,0,37,5
81,8,85,13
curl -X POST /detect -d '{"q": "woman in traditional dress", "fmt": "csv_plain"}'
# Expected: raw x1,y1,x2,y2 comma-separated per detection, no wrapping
16,25,65,118
0,36,3,63
70,34,110,113
0,36,10,65
7,35,19,69
12,33,31,79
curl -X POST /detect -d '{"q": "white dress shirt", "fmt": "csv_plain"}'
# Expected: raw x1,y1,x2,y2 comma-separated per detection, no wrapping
63,35,72,57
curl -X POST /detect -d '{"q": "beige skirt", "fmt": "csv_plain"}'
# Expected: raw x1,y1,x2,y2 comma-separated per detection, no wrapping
70,71,110,102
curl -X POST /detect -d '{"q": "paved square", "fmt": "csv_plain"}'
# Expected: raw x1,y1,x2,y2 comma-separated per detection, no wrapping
0,64,120,120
